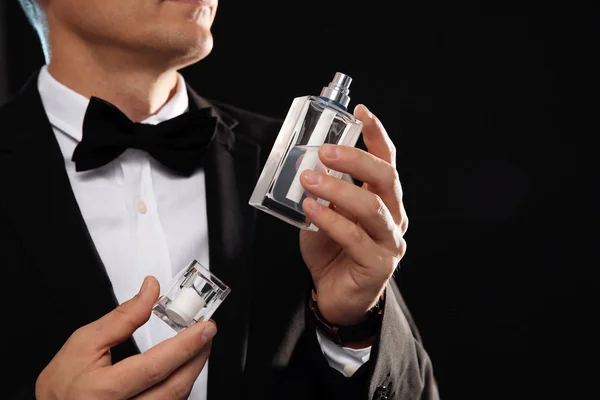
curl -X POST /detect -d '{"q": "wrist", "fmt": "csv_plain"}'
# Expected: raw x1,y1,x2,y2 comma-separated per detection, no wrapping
313,283,385,326
307,288,385,347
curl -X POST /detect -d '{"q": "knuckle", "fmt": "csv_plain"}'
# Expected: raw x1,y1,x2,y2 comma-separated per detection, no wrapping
35,373,50,399
113,302,131,319
183,341,200,361
69,376,119,400
367,194,387,219
397,237,407,258
324,174,342,192
142,358,165,386
375,163,398,190
394,179,404,200
385,163,399,184
346,146,360,161
112,303,140,332
67,325,88,349
377,253,399,280
373,115,385,132
168,381,193,400
175,334,204,361
387,139,397,158
400,215,409,232
347,224,365,245
390,228,407,258
70,325,85,341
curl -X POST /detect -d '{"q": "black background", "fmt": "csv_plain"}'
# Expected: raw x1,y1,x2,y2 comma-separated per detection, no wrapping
1,2,599,399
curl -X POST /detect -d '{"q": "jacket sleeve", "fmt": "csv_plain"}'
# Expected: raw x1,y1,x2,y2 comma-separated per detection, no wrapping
303,278,440,400
366,279,440,400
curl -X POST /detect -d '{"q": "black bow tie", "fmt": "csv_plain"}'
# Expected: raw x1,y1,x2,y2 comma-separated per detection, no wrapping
72,96,218,177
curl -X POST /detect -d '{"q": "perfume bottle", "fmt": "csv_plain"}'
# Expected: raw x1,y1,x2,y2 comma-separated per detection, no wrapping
152,260,231,332
248,72,363,231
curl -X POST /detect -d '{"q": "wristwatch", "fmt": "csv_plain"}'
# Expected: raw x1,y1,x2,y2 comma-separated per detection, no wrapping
307,288,385,346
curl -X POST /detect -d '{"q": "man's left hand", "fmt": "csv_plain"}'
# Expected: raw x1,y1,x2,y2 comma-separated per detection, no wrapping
299,104,407,326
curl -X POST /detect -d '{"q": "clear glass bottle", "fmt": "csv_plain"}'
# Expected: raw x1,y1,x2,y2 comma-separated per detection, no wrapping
152,260,231,332
249,72,363,231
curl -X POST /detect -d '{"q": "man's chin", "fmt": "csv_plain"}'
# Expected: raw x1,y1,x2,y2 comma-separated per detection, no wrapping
149,34,214,66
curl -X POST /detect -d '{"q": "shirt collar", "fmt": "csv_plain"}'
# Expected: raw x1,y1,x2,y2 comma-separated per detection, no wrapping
37,65,190,143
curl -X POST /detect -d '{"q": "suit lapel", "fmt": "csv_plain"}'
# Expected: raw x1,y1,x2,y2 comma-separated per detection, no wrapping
0,72,139,360
0,74,262,392
187,89,262,399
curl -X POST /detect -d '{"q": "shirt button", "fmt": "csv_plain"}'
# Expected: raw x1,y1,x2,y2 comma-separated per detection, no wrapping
343,365,357,376
135,200,147,214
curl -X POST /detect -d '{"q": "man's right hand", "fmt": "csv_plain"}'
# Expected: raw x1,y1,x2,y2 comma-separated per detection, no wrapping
35,276,217,399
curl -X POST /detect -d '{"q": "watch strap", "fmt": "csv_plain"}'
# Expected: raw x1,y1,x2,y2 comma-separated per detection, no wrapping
307,288,385,346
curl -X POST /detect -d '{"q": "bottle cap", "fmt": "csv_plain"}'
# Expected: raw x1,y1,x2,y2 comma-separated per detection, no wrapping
320,72,353,109
165,286,207,326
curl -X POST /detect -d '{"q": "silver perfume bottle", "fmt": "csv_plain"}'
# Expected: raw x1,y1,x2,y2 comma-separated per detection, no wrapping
249,72,363,231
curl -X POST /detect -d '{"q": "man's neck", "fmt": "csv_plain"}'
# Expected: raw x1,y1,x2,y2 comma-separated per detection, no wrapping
47,43,181,122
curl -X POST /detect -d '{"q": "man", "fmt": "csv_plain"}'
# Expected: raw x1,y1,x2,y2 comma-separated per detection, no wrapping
0,1,439,399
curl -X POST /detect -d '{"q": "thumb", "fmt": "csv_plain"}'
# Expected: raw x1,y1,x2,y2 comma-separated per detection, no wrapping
86,276,160,351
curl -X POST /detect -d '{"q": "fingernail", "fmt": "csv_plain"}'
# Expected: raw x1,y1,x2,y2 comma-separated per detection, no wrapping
139,277,149,294
361,104,373,119
302,169,320,185
202,323,217,340
303,197,320,214
354,103,373,119
321,144,339,159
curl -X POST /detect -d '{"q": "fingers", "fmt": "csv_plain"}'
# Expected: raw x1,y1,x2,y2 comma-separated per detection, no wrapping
300,169,395,242
132,344,212,400
78,276,160,352
295,152,328,174
302,197,384,274
317,145,405,226
354,104,396,167
108,320,217,398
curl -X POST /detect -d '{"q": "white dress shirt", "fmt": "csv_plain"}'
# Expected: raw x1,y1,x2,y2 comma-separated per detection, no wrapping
37,65,370,399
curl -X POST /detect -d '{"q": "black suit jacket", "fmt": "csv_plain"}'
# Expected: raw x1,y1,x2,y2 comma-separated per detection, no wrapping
0,70,439,400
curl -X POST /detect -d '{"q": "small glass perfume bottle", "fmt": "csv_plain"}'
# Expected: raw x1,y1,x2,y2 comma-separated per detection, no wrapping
249,72,363,231
152,260,231,332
